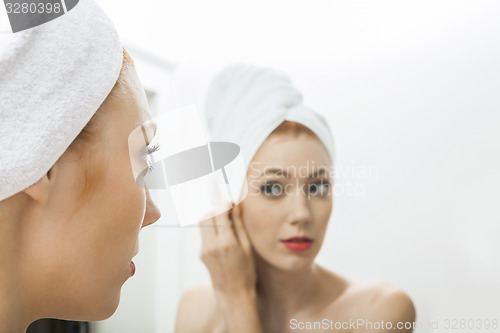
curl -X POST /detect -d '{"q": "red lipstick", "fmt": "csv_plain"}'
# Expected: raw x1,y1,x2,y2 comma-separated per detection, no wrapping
281,236,314,252
130,261,136,276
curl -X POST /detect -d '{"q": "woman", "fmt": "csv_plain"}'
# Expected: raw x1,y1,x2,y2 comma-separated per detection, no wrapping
175,65,416,332
0,1,160,332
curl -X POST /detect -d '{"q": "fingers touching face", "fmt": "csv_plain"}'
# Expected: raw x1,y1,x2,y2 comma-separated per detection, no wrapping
199,203,251,252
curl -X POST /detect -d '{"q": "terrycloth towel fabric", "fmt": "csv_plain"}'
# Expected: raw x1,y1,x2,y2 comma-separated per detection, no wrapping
205,64,336,181
0,0,123,201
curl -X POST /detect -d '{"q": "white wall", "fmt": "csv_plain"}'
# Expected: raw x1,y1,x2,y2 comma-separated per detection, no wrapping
96,1,500,332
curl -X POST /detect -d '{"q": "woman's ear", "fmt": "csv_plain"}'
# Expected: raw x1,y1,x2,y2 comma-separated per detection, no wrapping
22,169,52,204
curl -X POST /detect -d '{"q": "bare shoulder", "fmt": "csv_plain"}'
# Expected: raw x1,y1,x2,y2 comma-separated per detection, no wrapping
317,267,415,332
175,283,222,333
349,280,416,316
346,279,416,332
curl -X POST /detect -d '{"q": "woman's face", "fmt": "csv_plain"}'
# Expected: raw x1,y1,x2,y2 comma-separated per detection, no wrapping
20,66,161,321
241,133,333,271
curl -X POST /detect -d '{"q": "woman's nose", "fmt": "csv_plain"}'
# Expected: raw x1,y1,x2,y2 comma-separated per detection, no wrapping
287,189,311,226
142,189,161,228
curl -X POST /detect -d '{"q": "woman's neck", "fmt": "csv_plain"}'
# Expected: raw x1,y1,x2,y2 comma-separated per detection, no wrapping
0,293,30,333
255,256,325,317
0,208,32,333
0,253,32,333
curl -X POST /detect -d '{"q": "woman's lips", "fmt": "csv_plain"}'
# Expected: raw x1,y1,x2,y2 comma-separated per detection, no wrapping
130,261,136,276
281,236,314,252
130,250,138,276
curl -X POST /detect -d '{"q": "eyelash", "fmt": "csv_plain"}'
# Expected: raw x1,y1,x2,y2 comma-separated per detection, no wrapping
260,180,331,198
144,143,160,174
308,181,331,196
261,182,283,197
146,143,160,155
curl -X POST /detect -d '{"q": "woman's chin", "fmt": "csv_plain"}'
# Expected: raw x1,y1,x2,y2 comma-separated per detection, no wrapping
94,293,121,320
282,258,315,272
262,254,316,272
63,291,121,322
254,246,319,272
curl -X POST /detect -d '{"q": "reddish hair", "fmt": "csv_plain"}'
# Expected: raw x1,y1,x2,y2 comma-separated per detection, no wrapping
266,120,332,164
270,120,318,138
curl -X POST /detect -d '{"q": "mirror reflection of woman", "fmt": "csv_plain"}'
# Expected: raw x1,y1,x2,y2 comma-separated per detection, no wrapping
176,65,416,333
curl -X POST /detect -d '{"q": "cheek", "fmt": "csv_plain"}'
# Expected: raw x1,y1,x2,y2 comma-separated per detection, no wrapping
103,162,146,232
70,158,145,280
242,197,282,248
323,197,333,221
311,199,333,238
69,160,146,305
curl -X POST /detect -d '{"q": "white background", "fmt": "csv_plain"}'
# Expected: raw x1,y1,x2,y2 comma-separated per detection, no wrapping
93,1,500,332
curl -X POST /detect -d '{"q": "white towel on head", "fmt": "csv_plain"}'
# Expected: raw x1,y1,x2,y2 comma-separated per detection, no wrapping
0,0,123,201
205,64,336,178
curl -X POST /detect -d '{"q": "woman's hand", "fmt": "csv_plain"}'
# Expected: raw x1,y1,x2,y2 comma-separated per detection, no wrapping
199,203,263,333
199,203,256,295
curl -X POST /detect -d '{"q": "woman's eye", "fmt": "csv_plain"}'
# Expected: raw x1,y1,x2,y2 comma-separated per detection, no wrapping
308,181,330,196
261,183,283,197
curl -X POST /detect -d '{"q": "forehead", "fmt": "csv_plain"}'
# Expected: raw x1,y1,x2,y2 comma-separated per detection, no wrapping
251,134,331,175
118,68,154,134
125,69,152,123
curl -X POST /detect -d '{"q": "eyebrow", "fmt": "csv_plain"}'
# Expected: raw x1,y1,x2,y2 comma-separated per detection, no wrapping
262,168,328,179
